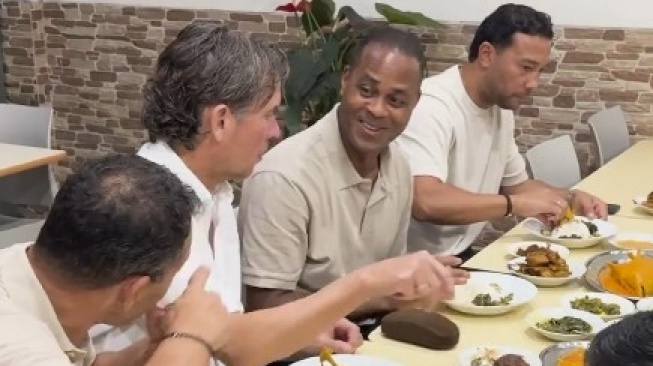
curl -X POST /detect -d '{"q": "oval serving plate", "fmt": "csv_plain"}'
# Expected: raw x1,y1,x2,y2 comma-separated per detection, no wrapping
584,250,653,301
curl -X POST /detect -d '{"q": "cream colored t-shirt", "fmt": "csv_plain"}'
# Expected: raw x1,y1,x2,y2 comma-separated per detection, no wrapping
396,65,528,255
239,105,412,293
0,243,96,366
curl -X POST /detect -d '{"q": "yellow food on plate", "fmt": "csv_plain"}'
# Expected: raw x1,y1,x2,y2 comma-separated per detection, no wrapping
319,347,339,366
599,253,653,297
556,347,585,366
616,240,653,250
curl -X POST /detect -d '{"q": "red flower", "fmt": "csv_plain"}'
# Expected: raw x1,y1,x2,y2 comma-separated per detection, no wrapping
275,0,309,13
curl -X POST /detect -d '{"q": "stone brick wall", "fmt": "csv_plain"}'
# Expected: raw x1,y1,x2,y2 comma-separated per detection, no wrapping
2,1,653,245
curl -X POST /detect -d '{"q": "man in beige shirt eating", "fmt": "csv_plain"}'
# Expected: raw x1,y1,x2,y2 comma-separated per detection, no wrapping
239,26,469,362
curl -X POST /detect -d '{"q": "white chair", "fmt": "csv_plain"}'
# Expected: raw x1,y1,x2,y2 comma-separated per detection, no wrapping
0,104,57,248
588,105,630,166
525,135,581,189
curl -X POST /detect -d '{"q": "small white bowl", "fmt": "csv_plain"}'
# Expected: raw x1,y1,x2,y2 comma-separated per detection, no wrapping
459,345,541,366
521,217,617,249
444,272,538,316
606,232,653,251
507,257,585,287
506,241,570,259
633,196,653,214
637,297,653,311
560,292,636,320
526,307,606,342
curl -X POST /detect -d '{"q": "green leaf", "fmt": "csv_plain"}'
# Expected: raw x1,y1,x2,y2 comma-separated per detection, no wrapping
302,71,341,126
374,3,445,29
301,0,336,36
303,71,341,105
285,48,323,102
320,37,341,66
283,102,304,135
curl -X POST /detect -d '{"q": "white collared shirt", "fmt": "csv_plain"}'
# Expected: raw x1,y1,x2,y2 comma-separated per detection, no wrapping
91,142,242,365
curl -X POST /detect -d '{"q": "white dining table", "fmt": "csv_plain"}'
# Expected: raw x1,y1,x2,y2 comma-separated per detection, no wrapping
357,139,653,365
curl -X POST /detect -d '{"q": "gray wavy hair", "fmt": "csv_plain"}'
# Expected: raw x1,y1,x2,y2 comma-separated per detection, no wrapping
142,21,288,150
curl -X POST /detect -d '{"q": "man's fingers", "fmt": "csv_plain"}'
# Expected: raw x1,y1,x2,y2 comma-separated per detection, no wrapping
436,255,462,267
186,266,211,293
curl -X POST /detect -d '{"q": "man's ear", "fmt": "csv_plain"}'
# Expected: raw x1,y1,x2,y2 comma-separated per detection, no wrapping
477,41,496,69
204,104,232,143
340,65,352,96
117,275,151,311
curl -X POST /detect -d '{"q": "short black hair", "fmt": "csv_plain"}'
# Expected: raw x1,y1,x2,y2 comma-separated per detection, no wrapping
586,311,653,366
34,154,200,289
142,21,288,151
468,3,554,62
349,25,427,78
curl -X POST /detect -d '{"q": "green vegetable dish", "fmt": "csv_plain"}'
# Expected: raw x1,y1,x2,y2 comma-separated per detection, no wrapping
570,296,620,316
536,316,592,334
472,293,514,306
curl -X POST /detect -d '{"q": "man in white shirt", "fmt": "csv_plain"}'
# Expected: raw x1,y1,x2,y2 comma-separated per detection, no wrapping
396,4,607,258
92,21,361,360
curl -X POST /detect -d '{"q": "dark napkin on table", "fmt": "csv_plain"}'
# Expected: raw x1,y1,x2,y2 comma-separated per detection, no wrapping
380,308,460,350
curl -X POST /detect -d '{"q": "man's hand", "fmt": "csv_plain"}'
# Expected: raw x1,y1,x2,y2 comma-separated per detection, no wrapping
511,188,567,220
572,190,608,219
353,251,462,311
162,267,232,352
302,318,363,355
146,307,166,343
436,255,469,285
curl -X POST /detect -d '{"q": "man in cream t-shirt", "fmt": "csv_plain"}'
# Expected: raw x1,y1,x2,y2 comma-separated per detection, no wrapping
396,4,607,258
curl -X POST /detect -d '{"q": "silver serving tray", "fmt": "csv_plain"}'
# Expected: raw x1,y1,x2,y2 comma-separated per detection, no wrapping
583,250,653,300
539,341,589,366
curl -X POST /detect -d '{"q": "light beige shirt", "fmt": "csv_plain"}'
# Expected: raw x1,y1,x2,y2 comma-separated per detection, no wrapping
396,65,529,255
239,107,412,291
0,243,96,366
239,105,412,293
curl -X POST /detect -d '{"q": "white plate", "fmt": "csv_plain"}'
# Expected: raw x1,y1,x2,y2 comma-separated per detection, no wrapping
290,354,401,366
606,232,653,251
633,196,653,214
526,307,606,342
506,241,570,258
459,345,541,366
560,291,636,320
521,217,617,249
444,272,538,316
507,257,585,287
637,297,653,311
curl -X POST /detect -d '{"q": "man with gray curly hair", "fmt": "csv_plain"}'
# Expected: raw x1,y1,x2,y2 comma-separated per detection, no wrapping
91,21,362,364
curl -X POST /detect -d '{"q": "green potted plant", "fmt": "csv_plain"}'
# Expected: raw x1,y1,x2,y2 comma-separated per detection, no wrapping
275,0,443,135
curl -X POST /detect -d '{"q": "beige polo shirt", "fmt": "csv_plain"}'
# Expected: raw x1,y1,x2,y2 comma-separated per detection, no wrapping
239,105,412,293
0,243,96,366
